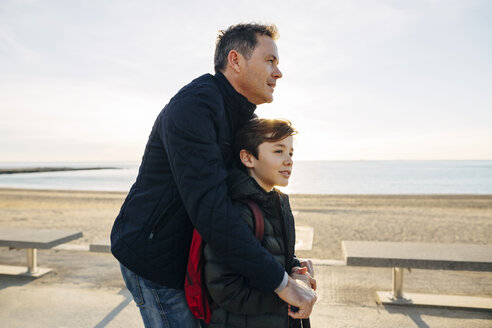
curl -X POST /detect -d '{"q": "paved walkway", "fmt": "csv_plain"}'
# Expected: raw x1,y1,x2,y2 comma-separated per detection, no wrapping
0,248,491,327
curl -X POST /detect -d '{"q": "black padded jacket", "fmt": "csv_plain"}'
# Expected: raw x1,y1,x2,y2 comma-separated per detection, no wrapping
205,168,301,328
110,73,285,290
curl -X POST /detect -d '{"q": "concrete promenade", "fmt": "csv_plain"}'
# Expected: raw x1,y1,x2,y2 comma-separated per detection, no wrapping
0,247,491,327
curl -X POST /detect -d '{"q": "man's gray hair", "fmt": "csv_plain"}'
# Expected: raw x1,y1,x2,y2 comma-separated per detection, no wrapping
214,23,278,73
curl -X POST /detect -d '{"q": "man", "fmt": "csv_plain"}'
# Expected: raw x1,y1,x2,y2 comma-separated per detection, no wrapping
111,23,316,328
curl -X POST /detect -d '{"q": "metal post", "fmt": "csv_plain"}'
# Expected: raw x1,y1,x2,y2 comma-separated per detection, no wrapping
392,267,404,299
27,248,38,274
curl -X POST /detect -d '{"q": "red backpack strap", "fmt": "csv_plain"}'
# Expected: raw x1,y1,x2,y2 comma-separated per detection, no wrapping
185,229,214,323
239,199,264,242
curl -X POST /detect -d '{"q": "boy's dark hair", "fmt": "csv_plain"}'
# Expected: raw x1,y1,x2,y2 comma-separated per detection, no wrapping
235,118,297,162
214,23,279,73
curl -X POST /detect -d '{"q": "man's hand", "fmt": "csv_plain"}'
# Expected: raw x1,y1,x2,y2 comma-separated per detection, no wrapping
291,266,317,290
276,275,317,319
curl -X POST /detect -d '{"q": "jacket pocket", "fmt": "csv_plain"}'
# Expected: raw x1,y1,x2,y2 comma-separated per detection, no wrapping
148,197,182,240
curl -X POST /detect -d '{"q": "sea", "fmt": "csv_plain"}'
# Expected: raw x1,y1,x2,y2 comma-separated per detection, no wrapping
0,161,491,195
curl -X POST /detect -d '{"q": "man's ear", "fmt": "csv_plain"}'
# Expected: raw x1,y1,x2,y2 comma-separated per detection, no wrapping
227,50,242,73
239,149,255,168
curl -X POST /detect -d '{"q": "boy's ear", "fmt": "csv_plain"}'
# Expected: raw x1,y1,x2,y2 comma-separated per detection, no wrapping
239,149,255,168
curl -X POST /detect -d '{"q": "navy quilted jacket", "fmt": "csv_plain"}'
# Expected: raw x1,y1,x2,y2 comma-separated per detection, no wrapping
110,72,285,291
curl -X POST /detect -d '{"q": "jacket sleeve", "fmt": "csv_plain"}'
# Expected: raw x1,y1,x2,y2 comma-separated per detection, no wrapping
161,88,284,292
204,203,286,315
292,256,301,269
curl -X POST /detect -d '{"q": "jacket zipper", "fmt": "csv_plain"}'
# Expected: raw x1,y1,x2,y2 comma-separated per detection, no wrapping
274,192,290,271
275,192,292,328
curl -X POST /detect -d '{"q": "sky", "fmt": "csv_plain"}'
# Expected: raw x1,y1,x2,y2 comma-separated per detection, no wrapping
1,0,491,162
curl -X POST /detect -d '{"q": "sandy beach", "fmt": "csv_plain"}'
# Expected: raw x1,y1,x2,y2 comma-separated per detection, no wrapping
1,188,491,327
0,188,490,260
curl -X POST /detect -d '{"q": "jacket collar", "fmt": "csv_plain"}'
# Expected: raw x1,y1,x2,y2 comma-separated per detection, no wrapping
214,71,256,122
227,167,279,205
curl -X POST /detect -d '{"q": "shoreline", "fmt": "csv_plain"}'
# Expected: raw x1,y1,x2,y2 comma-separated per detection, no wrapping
1,186,492,196
0,167,118,174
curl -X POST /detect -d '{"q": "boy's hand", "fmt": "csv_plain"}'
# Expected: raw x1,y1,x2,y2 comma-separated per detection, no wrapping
300,259,314,277
291,266,317,290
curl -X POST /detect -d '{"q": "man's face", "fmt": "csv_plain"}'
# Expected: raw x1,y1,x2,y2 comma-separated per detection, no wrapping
238,35,282,105
248,136,293,192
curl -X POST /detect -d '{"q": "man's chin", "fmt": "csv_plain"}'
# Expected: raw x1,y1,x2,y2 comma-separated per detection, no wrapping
252,94,274,105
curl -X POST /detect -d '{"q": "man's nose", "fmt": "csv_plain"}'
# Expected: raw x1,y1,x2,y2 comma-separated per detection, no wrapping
273,66,282,79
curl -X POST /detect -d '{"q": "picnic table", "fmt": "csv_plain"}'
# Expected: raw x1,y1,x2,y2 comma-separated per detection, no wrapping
0,228,83,277
342,240,492,310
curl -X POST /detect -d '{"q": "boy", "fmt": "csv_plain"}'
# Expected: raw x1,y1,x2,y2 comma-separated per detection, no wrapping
204,118,315,328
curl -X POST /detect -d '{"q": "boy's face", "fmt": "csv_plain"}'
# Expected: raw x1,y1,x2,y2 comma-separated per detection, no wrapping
244,136,293,192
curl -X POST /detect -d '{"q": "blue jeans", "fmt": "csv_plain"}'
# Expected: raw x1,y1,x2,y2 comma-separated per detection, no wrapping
120,263,202,328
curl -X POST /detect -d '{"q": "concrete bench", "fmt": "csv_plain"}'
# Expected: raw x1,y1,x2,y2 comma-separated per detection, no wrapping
89,239,111,253
342,241,492,310
0,228,83,277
